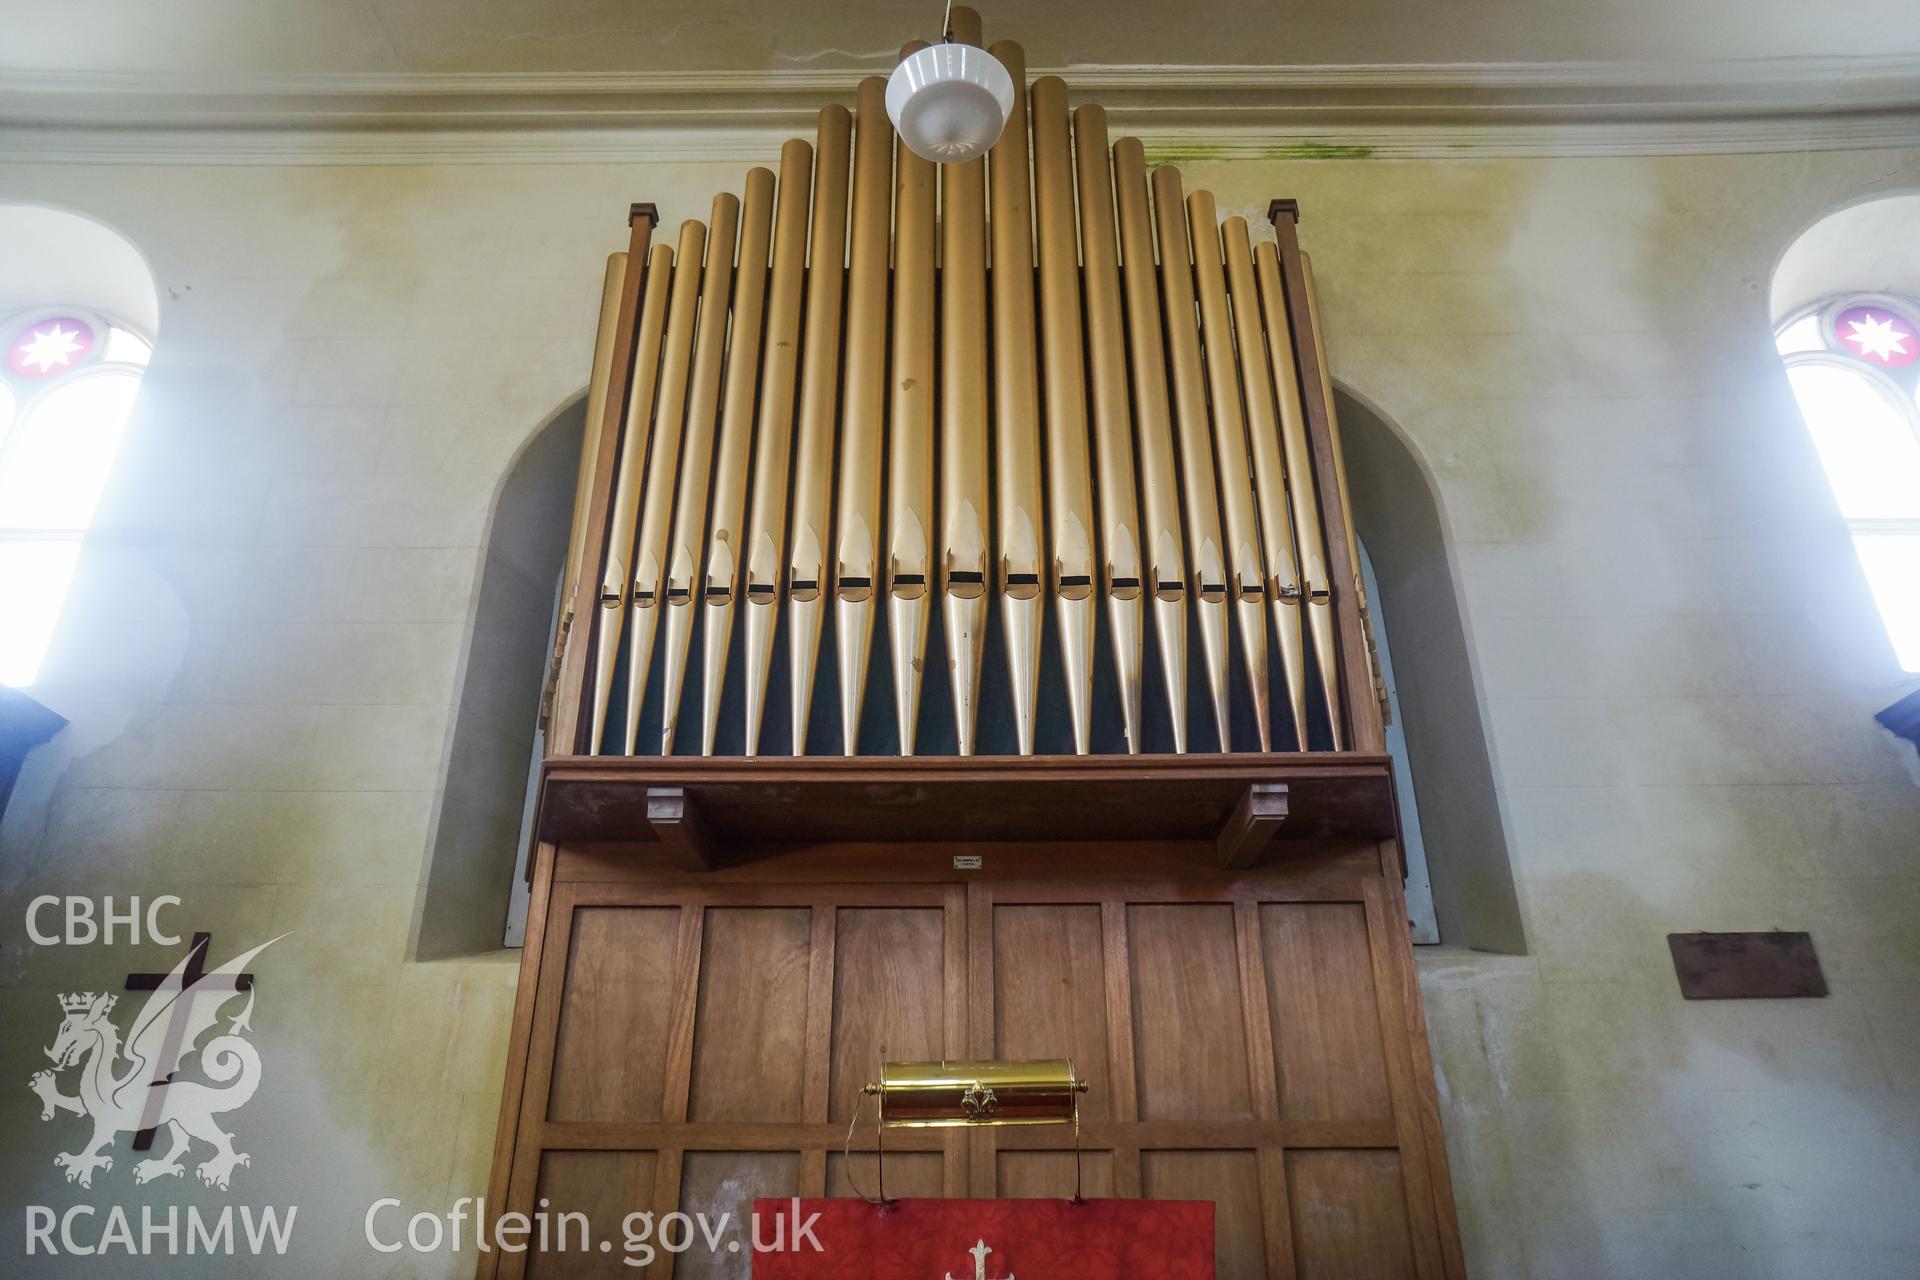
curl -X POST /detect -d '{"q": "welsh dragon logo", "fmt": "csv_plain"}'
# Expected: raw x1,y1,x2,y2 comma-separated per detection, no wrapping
29,934,282,1191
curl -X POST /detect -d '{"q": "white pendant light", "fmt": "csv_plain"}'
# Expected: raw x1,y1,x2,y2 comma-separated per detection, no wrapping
886,38,1015,164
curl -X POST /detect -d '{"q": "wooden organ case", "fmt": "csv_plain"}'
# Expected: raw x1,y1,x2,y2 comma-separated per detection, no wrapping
484,11,1467,1277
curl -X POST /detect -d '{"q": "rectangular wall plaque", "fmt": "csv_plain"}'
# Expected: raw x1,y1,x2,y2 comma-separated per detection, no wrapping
1668,931,1827,999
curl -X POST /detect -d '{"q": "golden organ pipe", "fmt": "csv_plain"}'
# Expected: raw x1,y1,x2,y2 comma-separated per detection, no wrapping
988,39,1045,757
946,5,983,45
550,252,627,736
1223,218,1310,748
940,46,992,758
1253,241,1341,748
783,103,853,755
1112,138,1189,753
590,241,674,755
740,137,817,754
1030,76,1097,756
834,78,894,756
563,253,629,612
621,217,708,756
1301,255,1363,605
1301,252,1388,728
733,141,817,756
1073,106,1146,756
1187,190,1273,751
657,192,741,755
1152,165,1234,750
889,45,937,754
700,165,782,756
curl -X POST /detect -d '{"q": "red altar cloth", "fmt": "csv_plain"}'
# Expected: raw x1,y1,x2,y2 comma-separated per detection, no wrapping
750,1197,1214,1278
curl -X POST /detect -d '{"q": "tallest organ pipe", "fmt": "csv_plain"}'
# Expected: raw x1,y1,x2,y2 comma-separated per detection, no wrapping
988,40,1046,757
833,77,895,755
1030,76,1098,755
888,40,937,755
940,31,993,756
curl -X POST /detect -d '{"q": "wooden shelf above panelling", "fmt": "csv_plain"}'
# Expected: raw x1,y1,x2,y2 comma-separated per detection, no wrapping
536,753,1398,867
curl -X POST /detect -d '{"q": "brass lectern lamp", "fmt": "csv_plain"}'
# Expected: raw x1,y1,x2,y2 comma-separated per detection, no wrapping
850,1060,1091,1203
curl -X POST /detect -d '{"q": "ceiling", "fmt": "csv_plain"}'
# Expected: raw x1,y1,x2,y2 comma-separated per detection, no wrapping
2,1,1916,162
3,0,1917,77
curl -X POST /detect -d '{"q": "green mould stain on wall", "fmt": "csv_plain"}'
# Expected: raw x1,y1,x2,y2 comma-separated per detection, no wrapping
1141,140,1379,164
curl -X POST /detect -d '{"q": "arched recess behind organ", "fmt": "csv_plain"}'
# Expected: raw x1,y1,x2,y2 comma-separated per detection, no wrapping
1336,384,1526,954
413,393,585,960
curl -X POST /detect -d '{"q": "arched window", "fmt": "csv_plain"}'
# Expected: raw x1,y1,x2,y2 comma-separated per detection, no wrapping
0,308,151,686
1775,295,1920,671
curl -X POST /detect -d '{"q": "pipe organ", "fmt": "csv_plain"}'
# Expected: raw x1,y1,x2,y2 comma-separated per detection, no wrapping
557,30,1371,762
494,15,1463,1278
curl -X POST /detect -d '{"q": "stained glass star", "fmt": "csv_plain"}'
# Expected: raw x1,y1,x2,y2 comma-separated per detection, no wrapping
1842,312,1912,364
16,323,86,373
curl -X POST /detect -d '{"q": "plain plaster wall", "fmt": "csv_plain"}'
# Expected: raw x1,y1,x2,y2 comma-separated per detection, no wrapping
1,146,1918,1279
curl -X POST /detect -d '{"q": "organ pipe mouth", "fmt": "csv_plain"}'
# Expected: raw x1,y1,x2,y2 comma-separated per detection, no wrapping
944,569,987,600
1057,573,1094,603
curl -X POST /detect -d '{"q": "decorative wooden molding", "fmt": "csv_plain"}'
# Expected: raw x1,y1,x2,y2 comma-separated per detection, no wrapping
539,754,1394,858
4,55,1919,163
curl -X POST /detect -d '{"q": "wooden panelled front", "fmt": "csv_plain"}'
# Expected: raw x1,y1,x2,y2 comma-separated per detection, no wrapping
487,842,1464,1279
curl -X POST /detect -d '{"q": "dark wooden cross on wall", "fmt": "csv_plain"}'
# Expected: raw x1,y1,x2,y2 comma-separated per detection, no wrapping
122,933,255,1151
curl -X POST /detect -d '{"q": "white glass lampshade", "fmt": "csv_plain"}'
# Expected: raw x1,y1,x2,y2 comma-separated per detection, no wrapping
886,42,1016,163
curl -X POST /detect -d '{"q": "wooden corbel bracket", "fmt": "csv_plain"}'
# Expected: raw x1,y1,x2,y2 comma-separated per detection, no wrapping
1215,782,1290,868
646,785,715,869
